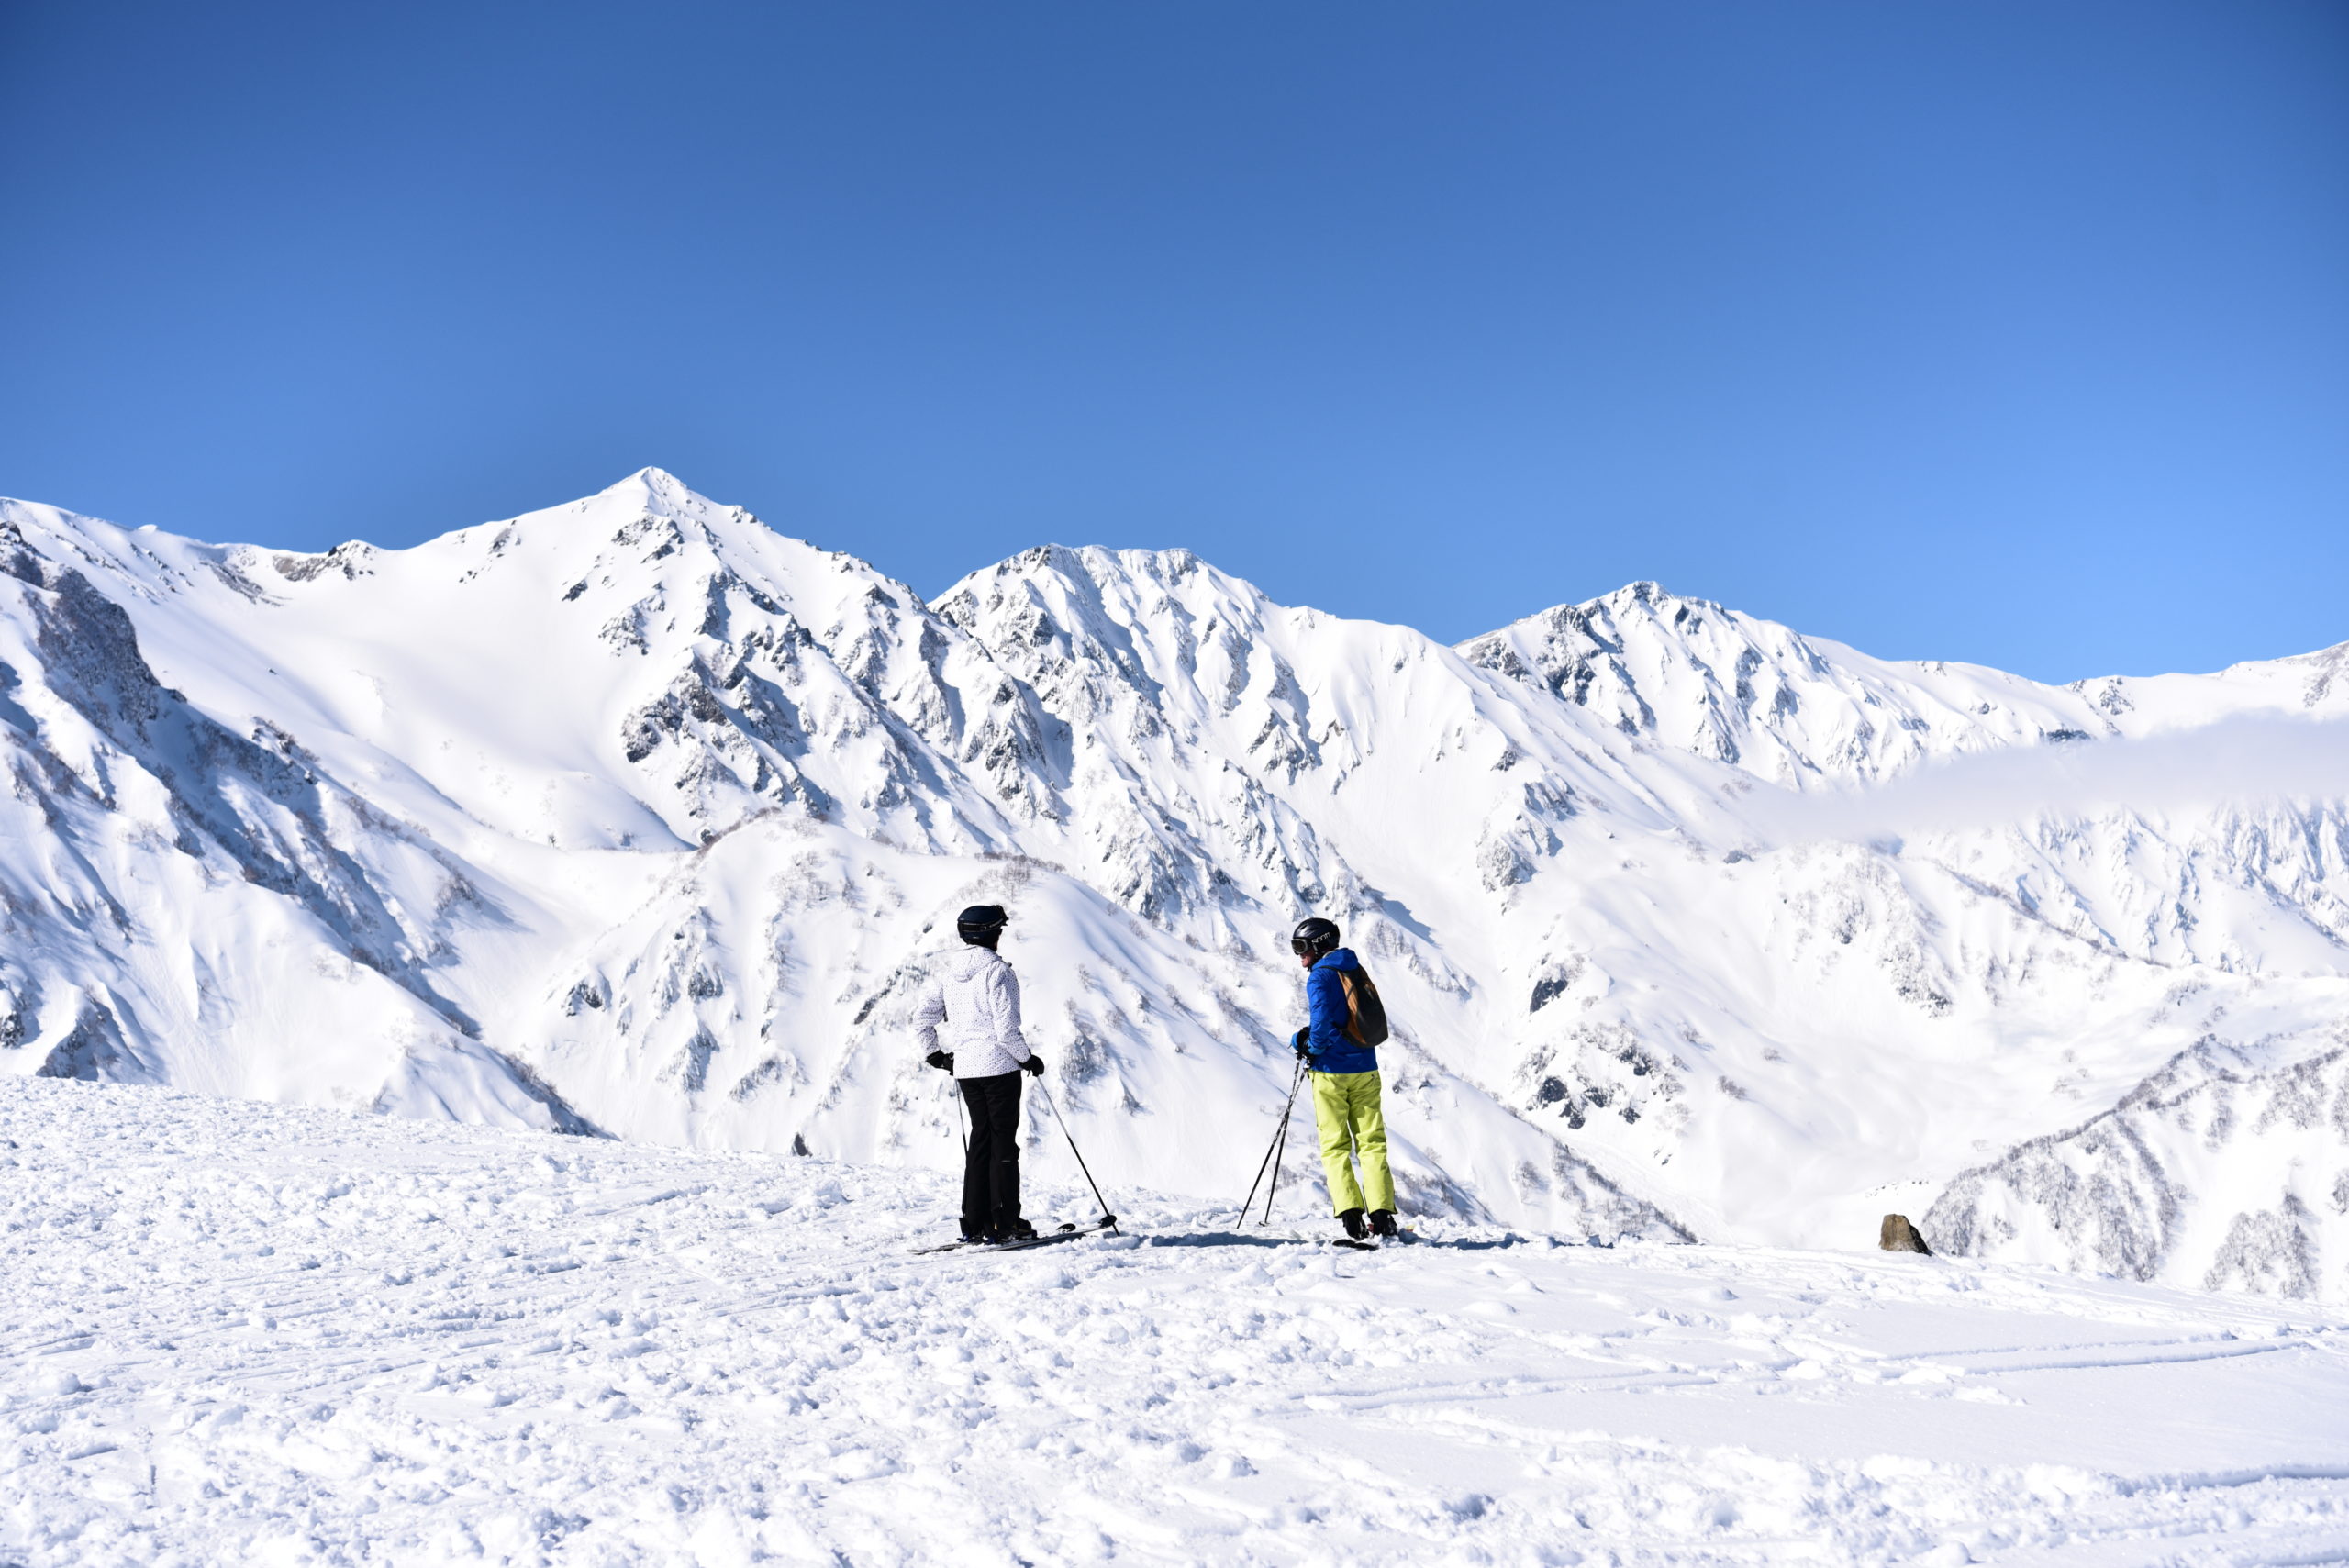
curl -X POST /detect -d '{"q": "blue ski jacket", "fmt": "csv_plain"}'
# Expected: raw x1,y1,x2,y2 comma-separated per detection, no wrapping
1302,949,1379,1075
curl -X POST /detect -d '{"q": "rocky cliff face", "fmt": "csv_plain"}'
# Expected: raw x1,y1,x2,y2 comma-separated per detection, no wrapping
4,471,2345,1291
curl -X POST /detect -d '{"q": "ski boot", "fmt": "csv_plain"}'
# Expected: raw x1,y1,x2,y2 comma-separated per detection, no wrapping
1367,1209,1397,1239
1339,1208,1369,1241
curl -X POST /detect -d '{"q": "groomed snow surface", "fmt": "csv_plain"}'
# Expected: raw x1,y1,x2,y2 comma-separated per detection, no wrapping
7,1080,2347,1567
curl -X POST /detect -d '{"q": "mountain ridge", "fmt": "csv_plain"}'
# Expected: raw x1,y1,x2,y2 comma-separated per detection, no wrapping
4,471,2346,1296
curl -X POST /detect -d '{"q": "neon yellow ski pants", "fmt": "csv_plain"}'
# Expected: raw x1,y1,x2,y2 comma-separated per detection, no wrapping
1309,1069,1396,1216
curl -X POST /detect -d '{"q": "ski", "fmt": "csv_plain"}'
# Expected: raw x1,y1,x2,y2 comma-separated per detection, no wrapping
907,1217,1119,1255
981,1219,1115,1253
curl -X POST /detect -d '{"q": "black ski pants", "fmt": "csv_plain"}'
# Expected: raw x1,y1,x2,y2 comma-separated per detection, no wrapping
958,1071,1024,1235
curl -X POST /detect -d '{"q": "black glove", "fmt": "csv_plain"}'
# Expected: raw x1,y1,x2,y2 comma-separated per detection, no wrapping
1293,1027,1310,1060
925,1051,954,1072
1022,1053,1046,1076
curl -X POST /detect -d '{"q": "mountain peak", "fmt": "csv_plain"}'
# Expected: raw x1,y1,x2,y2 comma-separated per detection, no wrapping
1591,580,1715,617
592,466,717,517
950,541,1264,617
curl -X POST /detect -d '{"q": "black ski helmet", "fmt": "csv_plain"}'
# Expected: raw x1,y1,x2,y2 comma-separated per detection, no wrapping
955,904,1010,944
1290,917,1341,957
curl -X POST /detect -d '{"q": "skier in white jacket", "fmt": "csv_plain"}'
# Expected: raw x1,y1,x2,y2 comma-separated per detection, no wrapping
913,904,1044,1242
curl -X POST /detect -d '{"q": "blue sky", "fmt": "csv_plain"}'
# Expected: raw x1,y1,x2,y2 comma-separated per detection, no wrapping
4,2,2343,681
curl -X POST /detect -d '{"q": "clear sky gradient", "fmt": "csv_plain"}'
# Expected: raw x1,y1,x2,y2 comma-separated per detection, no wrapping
5,2,2343,681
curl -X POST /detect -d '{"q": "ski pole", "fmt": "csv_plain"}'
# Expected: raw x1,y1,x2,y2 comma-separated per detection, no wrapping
1260,1057,1308,1226
1233,1057,1307,1225
1030,1079,1117,1227
1261,1074,1298,1225
1231,1116,1282,1225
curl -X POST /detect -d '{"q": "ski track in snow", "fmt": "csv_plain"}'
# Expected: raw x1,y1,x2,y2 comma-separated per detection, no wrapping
6,1080,2349,1567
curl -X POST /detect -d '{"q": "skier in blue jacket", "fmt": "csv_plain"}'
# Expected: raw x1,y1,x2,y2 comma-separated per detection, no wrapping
1290,917,1398,1240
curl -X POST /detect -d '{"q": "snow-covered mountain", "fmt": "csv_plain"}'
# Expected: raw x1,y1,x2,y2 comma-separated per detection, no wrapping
4,470,2345,1296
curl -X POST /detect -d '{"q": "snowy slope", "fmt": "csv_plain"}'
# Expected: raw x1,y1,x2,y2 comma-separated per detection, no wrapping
0,477,1672,1240
1927,1033,2349,1295
0,513,584,1129
2,472,2346,1299
934,539,2349,1280
8,1078,2349,1566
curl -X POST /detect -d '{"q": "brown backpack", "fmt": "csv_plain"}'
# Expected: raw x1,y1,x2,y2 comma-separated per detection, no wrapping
1340,965,1389,1046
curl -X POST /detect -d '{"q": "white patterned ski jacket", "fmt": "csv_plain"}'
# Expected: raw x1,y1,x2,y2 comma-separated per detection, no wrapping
913,946,1033,1079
